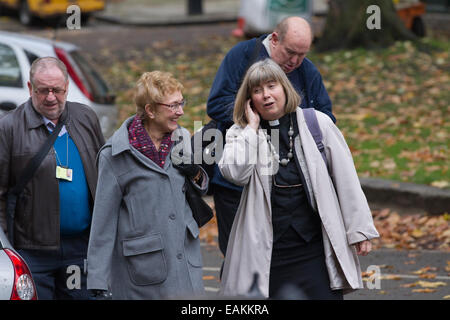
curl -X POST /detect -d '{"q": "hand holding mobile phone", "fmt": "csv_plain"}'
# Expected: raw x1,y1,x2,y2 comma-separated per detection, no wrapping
245,99,260,131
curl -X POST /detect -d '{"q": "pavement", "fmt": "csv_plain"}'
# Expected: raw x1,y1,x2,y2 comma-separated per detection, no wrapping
200,241,450,300
94,0,241,26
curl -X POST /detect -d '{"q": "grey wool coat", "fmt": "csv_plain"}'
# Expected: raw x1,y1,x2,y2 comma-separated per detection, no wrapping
218,108,380,297
87,116,206,299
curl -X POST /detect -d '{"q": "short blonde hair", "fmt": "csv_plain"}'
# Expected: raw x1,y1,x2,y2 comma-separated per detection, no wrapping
134,71,184,122
234,59,300,127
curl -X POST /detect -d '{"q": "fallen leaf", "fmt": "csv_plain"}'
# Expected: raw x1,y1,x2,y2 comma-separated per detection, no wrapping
412,288,436,293
370,160,380,168
380,274,402,280
377,209,391,219
416,281,447,288
401,283,417,288
382,159,397,170
377,264,395,270
361,270,376,277
412,267,438,275
419,273,437,279
401,281,447,288
411,229,425,238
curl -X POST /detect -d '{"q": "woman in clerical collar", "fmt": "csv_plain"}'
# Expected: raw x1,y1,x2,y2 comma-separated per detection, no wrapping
219,58,379,299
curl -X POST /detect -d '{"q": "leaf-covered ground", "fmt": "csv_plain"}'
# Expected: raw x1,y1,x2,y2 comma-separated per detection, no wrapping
93,36,449,189
371,208,450,251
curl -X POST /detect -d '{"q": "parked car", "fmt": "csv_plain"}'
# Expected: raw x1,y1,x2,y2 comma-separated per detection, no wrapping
0,0,105,26
0,227,37,300
0,31,117,138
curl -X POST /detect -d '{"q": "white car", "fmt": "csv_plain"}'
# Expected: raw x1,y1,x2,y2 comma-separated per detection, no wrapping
0,227,37,300
0,31,117,137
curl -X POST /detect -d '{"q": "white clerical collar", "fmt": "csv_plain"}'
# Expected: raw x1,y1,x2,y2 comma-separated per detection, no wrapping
268,119,279,126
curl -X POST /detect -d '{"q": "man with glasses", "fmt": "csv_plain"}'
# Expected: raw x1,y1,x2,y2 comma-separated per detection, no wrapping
0,57,105,299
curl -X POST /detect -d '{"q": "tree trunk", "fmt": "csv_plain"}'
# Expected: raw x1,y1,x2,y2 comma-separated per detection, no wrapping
316,0,417,52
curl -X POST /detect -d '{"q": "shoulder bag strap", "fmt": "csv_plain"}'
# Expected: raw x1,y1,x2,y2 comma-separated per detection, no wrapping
302,108,329,172
6,117,66,245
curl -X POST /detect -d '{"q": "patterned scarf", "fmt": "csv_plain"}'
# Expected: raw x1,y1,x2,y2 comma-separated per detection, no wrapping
128,116,173,168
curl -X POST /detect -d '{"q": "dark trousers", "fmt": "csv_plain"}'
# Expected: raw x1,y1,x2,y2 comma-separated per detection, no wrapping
269,227,343,300
17,232,90,300
213,185,243,256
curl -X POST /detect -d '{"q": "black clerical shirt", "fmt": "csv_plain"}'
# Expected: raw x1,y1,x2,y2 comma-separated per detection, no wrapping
261,112,322,245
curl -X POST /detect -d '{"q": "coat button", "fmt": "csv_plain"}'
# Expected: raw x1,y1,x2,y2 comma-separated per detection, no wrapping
169,214,176,220
177,253,182,260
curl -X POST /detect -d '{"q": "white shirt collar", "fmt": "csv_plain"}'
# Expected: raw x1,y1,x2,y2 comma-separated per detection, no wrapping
262,34,272,57
42,116,67,137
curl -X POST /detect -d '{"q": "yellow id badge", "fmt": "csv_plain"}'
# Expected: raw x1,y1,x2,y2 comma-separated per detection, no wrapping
56,166,73,182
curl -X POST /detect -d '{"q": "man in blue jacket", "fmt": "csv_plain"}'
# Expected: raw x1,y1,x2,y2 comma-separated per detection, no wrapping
207,17,336,257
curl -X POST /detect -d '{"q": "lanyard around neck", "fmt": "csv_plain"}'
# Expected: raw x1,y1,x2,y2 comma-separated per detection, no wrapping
54,133,69,168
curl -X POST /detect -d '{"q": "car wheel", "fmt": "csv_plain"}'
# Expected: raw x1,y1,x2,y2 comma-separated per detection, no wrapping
19,0,34,26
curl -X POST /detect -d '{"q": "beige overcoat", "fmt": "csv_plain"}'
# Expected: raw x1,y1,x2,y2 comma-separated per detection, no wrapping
218,108,380,297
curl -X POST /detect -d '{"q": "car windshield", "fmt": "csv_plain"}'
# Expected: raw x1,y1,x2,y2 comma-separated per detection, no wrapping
69,50,115,104
0,43,22,88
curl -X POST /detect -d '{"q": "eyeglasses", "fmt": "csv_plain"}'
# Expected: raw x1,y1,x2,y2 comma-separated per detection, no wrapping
157,99,186,112
34,87,66,96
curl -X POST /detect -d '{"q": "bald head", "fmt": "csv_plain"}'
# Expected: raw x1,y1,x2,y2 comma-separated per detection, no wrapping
270,17,312,73
29,57,68,86
274,16,312,45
